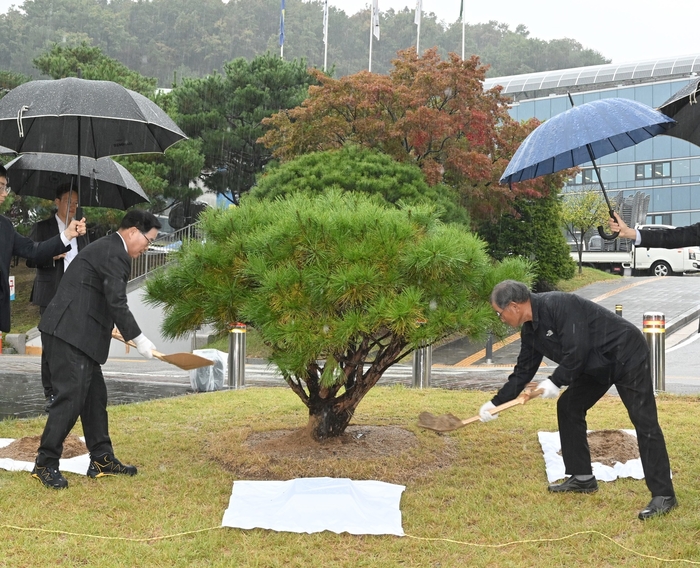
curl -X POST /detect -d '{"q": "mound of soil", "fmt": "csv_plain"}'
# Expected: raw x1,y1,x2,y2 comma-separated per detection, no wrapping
0,434,87,461
557,429,640,466
587,429,640,466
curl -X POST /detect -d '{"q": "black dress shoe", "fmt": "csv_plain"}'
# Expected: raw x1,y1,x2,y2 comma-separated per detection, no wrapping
638,496,677,520
548,476,598,493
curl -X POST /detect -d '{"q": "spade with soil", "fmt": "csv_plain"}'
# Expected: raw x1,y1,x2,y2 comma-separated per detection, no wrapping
418,384,544,432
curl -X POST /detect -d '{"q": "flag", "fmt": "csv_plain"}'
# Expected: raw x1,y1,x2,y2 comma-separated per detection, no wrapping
415,0,421,25
459,0,464,22
323,0,329,45
372,0,380,40
279,0,285,47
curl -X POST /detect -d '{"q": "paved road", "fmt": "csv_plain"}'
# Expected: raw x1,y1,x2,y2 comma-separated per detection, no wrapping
2,275,700,420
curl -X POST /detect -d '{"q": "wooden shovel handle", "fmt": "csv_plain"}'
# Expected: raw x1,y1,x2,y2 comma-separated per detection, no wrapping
111,329,166,360
461,387,545,426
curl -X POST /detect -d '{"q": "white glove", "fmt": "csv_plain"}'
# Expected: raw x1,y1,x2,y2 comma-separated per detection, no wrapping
133,333,156,360
539,378,561,399
479,401,498,422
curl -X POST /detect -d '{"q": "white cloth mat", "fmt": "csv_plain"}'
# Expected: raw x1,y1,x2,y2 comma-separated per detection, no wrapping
222,477,405,535
538,430,644,483
0,438,90,475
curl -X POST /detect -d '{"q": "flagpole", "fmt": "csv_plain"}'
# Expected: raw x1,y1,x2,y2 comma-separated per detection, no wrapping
460,1,465,60
323,0,329,72
369,4,374,72
415,1,421,55
280,0,285,59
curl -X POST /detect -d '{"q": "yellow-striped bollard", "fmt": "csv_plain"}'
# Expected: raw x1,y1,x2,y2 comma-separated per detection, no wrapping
643,312,665,392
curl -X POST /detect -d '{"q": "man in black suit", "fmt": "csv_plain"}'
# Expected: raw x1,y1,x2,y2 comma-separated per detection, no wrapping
33,209,161,489
0,165,86,335
27,183,89,408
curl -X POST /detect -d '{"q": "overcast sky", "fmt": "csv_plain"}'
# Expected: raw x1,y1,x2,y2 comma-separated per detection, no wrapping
1,0,698,65
330,0,699,64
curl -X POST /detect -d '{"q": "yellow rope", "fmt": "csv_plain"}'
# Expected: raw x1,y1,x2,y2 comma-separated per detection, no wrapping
2,524,699,563
0,523,223,542
404,531,700,564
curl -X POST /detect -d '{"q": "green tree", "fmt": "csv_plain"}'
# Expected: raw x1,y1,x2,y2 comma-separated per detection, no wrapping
173,53,315,201
145,189,532,439
561,187,610,273
33,42,157,95
478,187,575,290
250,145,469,225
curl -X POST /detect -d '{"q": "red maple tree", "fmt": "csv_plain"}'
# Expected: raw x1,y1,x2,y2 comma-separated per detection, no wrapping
261,47,562,224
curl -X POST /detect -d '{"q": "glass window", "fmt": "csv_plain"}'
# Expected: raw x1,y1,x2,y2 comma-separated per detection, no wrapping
653,188,672,211
634,85,653,106
534,99,553,119
690,211,700,224
691,159,700,178
549,96,569,116
651,135,671,158
617,164,635,183
670,137,691,158
691,185,700,209
672,212,691,226
652,82,673,107
600,165,617,184
673,159,690,183
634,140,654,161
673,186,690,210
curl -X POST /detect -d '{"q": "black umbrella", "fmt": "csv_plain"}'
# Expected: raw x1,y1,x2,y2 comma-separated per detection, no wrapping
0,145,15,155
658,77,700,147
0,77,187,209
5,153,149,210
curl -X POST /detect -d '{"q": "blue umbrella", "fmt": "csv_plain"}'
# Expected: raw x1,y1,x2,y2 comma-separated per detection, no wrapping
500,96,676,239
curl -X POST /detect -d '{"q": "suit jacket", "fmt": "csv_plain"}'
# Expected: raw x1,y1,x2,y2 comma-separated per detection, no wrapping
0,215,69,332
39,232,141,364
26,215,90,307
639,223,700,249
492,292,649,405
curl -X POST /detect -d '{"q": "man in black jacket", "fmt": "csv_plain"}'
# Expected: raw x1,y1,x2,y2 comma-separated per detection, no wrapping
33,209,160,490
27,183,89,408
0,165,86,334
480,280,676,521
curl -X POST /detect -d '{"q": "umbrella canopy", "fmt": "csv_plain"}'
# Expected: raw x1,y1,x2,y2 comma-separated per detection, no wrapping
5,153,149,210
501,98,676,184
0,77,187,158
0,145,15,155
658,77,700,147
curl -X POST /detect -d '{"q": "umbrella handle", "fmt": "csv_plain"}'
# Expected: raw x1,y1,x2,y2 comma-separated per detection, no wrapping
597,210,620,241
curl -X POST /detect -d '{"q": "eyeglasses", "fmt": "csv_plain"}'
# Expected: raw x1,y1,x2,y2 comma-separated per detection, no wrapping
0,183,10,194
494,303,512,320
139,231,155,246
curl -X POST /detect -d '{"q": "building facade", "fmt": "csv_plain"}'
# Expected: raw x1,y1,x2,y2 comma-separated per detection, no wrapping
484,55,700,227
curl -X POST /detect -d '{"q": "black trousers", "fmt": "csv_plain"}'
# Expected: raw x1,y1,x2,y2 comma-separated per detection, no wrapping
556,357,674,497
36,333,114,467
39,305,52,398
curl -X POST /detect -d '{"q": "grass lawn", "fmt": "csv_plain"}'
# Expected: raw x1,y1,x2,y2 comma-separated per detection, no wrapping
1,386,699,567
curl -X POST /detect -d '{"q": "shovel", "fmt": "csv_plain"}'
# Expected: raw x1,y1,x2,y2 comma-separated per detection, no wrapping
418,384,545,432
111,330,214,371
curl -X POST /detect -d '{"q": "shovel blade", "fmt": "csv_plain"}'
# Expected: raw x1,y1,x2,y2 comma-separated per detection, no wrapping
155,352,213,371
417,411,467,432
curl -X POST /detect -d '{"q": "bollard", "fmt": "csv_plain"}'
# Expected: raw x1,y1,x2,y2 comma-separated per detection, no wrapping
485,332,493,364
412,341,432,388
643,312,665,393
615,304,622,316
227,322,246,389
